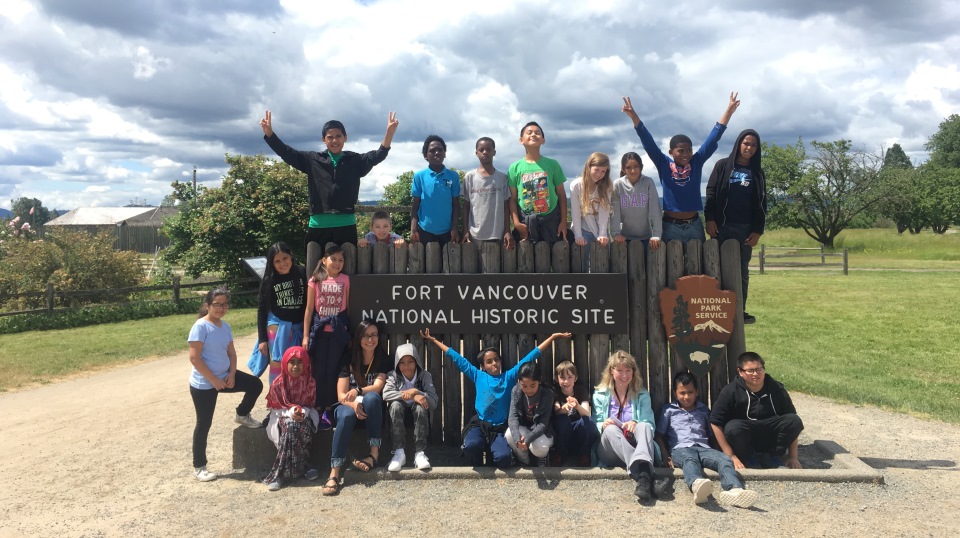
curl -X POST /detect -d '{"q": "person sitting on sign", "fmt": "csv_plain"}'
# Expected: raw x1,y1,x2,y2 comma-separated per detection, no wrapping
420,328,571,469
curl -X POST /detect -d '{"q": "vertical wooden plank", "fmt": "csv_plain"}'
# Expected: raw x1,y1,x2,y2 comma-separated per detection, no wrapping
356,242,372,276
703,238,724,405
421,242,444,444
720,239,746,384
341,242,357,278
665,240,686,396
548,241,568,380
588,241,611,390
610,241,631,356
514,241,536,378
372,242,390,275
626,241,647,378
443,242,466,447
683,239,702,277
646,241,669,415
502,241,519,375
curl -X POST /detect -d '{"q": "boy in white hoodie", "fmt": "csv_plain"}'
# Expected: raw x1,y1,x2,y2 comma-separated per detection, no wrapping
383,343,439,471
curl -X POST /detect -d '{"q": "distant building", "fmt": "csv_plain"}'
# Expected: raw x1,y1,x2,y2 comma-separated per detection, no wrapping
45,207,179,253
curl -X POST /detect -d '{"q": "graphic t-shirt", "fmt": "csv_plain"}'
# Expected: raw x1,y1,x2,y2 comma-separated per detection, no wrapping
309,273,349,332
725,165,755,224
508,157,566,216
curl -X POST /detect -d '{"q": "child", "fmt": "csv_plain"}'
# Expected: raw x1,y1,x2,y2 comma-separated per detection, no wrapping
655,372,757,508
620,93,740,243
570,152,614,269
383,342,439,471
611,152,663,250
358,210,406,248
592,350,666,503
710,352,804,470
551,361,598,466
420,328,571,468
248,242,307,386
187,287,263,482
262,346,320,491
261,111,399,276
410,135,460,249
705,129,767,324
508,122,569,244
505,362,555,467
462,137,513,250
323,319,391,495
302,244,350,429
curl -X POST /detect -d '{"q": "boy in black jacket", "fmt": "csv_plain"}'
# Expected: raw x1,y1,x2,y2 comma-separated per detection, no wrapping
710,352,803,469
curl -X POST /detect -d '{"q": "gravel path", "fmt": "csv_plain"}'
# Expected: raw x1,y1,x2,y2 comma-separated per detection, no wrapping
1,332,957,537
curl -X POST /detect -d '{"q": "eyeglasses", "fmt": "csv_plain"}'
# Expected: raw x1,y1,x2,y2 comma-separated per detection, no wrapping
210,303,230,309
740,367,765,375
362,333,379,340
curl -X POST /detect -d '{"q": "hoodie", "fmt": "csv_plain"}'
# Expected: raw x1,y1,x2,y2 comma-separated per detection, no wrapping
704,128,768,235
383,343,439,411
709,373,797,428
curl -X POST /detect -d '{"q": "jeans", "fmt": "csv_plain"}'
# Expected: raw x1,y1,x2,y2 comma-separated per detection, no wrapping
661,215,705,243
331,392,383,469
671,445,743,491
417,225,452,250
388,400,429,453
463,427,513,468
189,371,263,468
551,414,599,459
717,222,753,309
723,414,804,460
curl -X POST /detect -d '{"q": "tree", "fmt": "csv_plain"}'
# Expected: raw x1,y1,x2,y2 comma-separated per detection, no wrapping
883,143,913,169
161,154,309,278
11,197,53,229
927,114,960,168
765,139,887,247
913,164,960,234
878,144,923,234
381,170,414,239
761,139,806,230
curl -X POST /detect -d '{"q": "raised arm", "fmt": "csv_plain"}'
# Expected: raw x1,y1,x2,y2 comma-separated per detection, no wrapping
381,111,399,148
538,332,572,353
420,328,449,354
621,96,642,128
718,92,740,126
260,109,274,137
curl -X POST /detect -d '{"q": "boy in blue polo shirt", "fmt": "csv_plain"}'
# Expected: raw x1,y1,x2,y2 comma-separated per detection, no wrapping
621,93,740,243
411,135,460,249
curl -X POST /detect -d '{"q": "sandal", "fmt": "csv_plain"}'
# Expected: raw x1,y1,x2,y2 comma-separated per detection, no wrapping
321,476,341,496
351,454,378,472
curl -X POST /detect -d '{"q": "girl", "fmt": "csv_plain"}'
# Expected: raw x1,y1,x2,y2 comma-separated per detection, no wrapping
505,362,555,467
611,152,663,250
323,319,390,495
570,152,614,249
592,350,661,503
551,361,598,467
303,244,350,429
248,242,307,385
263,346,320,491
188,287,263,482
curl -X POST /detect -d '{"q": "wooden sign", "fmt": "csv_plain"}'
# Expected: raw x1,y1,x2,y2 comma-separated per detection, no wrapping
658,275,736,376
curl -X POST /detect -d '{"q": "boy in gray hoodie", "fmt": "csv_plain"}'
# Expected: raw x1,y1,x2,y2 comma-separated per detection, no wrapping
384,343,439,471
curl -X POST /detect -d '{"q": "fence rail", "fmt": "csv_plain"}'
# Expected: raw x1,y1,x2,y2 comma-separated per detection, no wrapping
758,245,848,275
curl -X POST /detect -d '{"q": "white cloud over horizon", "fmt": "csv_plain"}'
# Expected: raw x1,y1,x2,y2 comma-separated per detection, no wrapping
1,0,958,213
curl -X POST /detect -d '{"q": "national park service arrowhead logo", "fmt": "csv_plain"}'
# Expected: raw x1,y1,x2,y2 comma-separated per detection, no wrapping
658,275,736,376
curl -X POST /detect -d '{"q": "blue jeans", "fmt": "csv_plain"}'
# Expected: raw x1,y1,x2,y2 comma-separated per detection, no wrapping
551,414,599,459
662,215,705,243
579,229,597,272
671,445,743,491
331,392,383,469
717,222,753,309
463,427,513,468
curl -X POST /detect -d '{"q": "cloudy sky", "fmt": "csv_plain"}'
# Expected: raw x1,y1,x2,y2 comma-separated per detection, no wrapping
1,0,958,212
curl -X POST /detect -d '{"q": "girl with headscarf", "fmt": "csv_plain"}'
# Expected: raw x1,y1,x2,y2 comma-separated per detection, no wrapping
262,346,320,491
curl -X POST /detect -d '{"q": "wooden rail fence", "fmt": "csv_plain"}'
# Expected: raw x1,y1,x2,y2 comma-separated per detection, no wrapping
758,245,848,274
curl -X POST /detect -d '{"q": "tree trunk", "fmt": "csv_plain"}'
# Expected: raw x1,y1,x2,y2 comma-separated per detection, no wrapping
932,225,950,234
909,226,923,234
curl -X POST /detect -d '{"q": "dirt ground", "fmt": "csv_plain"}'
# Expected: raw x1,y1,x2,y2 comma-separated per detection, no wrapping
1,332,957,537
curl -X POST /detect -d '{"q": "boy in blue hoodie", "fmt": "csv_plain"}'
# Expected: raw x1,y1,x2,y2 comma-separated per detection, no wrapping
421,329,571,468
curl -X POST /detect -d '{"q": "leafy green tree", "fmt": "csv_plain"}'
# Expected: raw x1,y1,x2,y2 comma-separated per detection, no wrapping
914,164,960,234
161,154,309,278
883,143,913,169
382,170,414,239
761,139,806,230
878,144,923,234
927,114,960,168
11,197,53,230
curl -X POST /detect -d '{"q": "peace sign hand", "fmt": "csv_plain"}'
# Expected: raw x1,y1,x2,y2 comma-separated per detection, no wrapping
621,96,641,126
382,111,399,148
260,110,273,137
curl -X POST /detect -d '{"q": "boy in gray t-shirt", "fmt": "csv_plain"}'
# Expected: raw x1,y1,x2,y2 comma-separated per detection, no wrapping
462,137,513,249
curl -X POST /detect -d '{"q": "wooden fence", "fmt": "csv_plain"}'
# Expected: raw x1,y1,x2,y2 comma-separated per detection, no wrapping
758,245,848,274
341,237,747,446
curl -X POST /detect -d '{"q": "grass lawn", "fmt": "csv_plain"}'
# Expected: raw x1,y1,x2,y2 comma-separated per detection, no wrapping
758,228,960,269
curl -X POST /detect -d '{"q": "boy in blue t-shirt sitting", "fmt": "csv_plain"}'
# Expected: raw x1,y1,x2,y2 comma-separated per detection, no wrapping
655,372,758,508
411,135,460,249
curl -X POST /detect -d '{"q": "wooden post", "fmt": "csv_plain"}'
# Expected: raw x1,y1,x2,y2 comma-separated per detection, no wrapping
610,241,632,360
46,283,54,313
443,242,465,447
703,239,725,405
646,243,669,414
665,240,686,390
424,242,444,445
589,241,611,390
843,248,848,275
172,276,181,305
720,239,746,382
759,244,765,275
820,244,826,266
625,240,647,381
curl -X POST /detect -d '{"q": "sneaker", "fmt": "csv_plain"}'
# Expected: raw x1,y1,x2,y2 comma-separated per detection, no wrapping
691,478,714,505
318,410,333,431
716,487,758,508
388,449,406,472
414,451,431,470
304,468,320,481
194,467,216,482
634,471,653,503
235,413,262,429
535,455,549,467
266,480,281,491
758,452,785,469
743,312,757,324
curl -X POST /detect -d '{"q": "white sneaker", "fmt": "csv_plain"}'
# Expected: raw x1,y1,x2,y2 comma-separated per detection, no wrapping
716,487,758,508
194,467,216,482
414,451,431,470
388,449,406,472
691,478,713,505
235,413,262,429
266,480,281,491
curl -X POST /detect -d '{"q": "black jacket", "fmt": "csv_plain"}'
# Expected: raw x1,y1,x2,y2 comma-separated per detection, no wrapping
704,129,767,235
264,133,389,215
709,373,797,427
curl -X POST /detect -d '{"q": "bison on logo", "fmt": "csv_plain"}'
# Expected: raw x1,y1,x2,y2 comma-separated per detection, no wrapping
658,275,736,376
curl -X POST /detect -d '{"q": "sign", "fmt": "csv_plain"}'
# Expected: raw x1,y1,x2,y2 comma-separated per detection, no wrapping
349,273,628,334
658,275,736,376
241,256,268,280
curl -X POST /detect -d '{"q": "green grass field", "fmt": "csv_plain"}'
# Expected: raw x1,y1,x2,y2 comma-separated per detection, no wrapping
758,228,960,269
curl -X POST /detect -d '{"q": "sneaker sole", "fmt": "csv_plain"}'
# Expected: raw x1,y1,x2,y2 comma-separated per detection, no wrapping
692,480,713,504
717,489,758,508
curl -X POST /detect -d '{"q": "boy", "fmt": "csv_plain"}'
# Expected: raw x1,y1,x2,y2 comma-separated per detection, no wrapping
704,129,767,324
420,328,571,468
508,122,569,244
620,93,740,243
655,372,758,508
710,352,804,470
410,135,460,249
462,137,513,251
383,342,438,471
358,210,406,248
